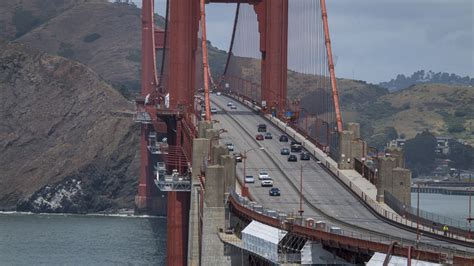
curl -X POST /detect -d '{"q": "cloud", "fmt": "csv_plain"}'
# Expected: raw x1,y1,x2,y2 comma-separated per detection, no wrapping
129,0,473,83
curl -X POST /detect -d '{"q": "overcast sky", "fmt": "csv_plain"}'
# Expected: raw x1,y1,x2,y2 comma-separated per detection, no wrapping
131,0,473,83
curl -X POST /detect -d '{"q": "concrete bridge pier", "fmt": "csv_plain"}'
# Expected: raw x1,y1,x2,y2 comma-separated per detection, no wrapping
188,125,239,265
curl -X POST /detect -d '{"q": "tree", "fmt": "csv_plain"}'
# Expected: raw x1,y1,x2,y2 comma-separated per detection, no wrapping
403,130,437,175
385,126,398,141
448,140,474,170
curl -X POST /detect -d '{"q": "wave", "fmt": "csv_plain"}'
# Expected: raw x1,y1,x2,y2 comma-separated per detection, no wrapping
0,211,165,219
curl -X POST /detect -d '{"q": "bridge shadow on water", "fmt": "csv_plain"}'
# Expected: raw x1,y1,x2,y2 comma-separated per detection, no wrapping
147,217,167,264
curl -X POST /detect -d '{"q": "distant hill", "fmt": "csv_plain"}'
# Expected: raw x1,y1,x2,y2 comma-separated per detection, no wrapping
0,0,99,40
2,0,227,95
0,39,138,212
379,70,473,91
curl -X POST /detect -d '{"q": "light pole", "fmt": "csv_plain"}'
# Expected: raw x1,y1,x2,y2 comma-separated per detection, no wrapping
468,174,473,239
321,121,330,153
299,162,311,217
417,182,420,242
242,146,265,197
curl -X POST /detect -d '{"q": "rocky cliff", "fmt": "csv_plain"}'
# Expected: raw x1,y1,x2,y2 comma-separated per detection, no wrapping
0,40,139,213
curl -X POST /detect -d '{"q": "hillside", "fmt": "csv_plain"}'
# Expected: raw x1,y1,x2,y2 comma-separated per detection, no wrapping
379,70,473,91
4,0,227,94
0,40,139,212
0,0,100,40
16,1,143,91
376,84,474,143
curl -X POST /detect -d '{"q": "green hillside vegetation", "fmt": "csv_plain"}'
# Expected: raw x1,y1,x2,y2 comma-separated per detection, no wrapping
3,0,471,148
223,56,474,147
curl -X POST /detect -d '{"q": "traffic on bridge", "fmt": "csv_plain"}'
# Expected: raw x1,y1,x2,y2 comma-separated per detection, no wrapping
132,0,474,265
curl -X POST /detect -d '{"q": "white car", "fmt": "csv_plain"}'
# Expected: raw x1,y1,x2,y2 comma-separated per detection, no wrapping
216,92,222,96
261,180,273,187
227,102,233,107
226,143,234,151
244,176,255,183
210,107,217,114
258,171,270,180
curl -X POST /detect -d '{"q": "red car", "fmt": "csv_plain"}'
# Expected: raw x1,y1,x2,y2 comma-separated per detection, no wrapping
256,134,264,141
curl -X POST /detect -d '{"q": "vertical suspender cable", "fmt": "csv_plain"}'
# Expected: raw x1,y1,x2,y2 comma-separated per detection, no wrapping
158,0,169,90
200,0,211,121
222,4,240,85
320,0,343,132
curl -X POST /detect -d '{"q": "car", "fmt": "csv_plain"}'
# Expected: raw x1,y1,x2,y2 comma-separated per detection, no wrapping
261,180,273,187
256,134,264,141
230,105,237,110
288,154,297,162
300,152,310,160
290,141,302,152
269,187,280,196
227,102,233,107
280,148,290,155
210,107,217,114
258,124,267,132
244,175,255,183
258,171,270,180
226,143,234,151
200,112,206,118
264,132,272,139
233,153,242,162
216,92,222,96
279,135,288,142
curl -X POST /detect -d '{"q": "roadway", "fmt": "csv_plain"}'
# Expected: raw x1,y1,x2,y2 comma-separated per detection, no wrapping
210,94,474,254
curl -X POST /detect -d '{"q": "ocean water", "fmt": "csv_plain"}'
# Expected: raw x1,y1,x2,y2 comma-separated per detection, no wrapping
411,192,474,222
0,213,167,265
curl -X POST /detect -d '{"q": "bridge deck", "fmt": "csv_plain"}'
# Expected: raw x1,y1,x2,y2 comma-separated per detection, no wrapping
211,94,474,255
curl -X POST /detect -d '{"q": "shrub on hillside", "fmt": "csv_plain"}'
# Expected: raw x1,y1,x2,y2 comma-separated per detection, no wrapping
83,33,102,43
57,42,75,59
448,123,465,133
126,49,141,62
13,8,41,38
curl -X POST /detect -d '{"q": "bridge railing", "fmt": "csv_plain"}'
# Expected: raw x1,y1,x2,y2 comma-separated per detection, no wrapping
224,91,474,243
385,190,470,234
228,189,473,263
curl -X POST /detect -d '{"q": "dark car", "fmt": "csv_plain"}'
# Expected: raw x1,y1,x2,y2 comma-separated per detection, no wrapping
288,154,297,162
280,148,290,155
279,135,288,142
264,132,273,139
300,152,310,160
269,187,281,196
290,142,302,153
256,134,264,141
258,124,267,132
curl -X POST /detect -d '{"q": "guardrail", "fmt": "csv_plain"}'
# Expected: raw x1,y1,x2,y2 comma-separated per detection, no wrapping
223,92,474,245
385,190,470,236
228,189,474,264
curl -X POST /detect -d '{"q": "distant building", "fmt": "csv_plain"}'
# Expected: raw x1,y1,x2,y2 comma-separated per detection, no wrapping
432,159,451,177
435,136,451,155
387,138,406,149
